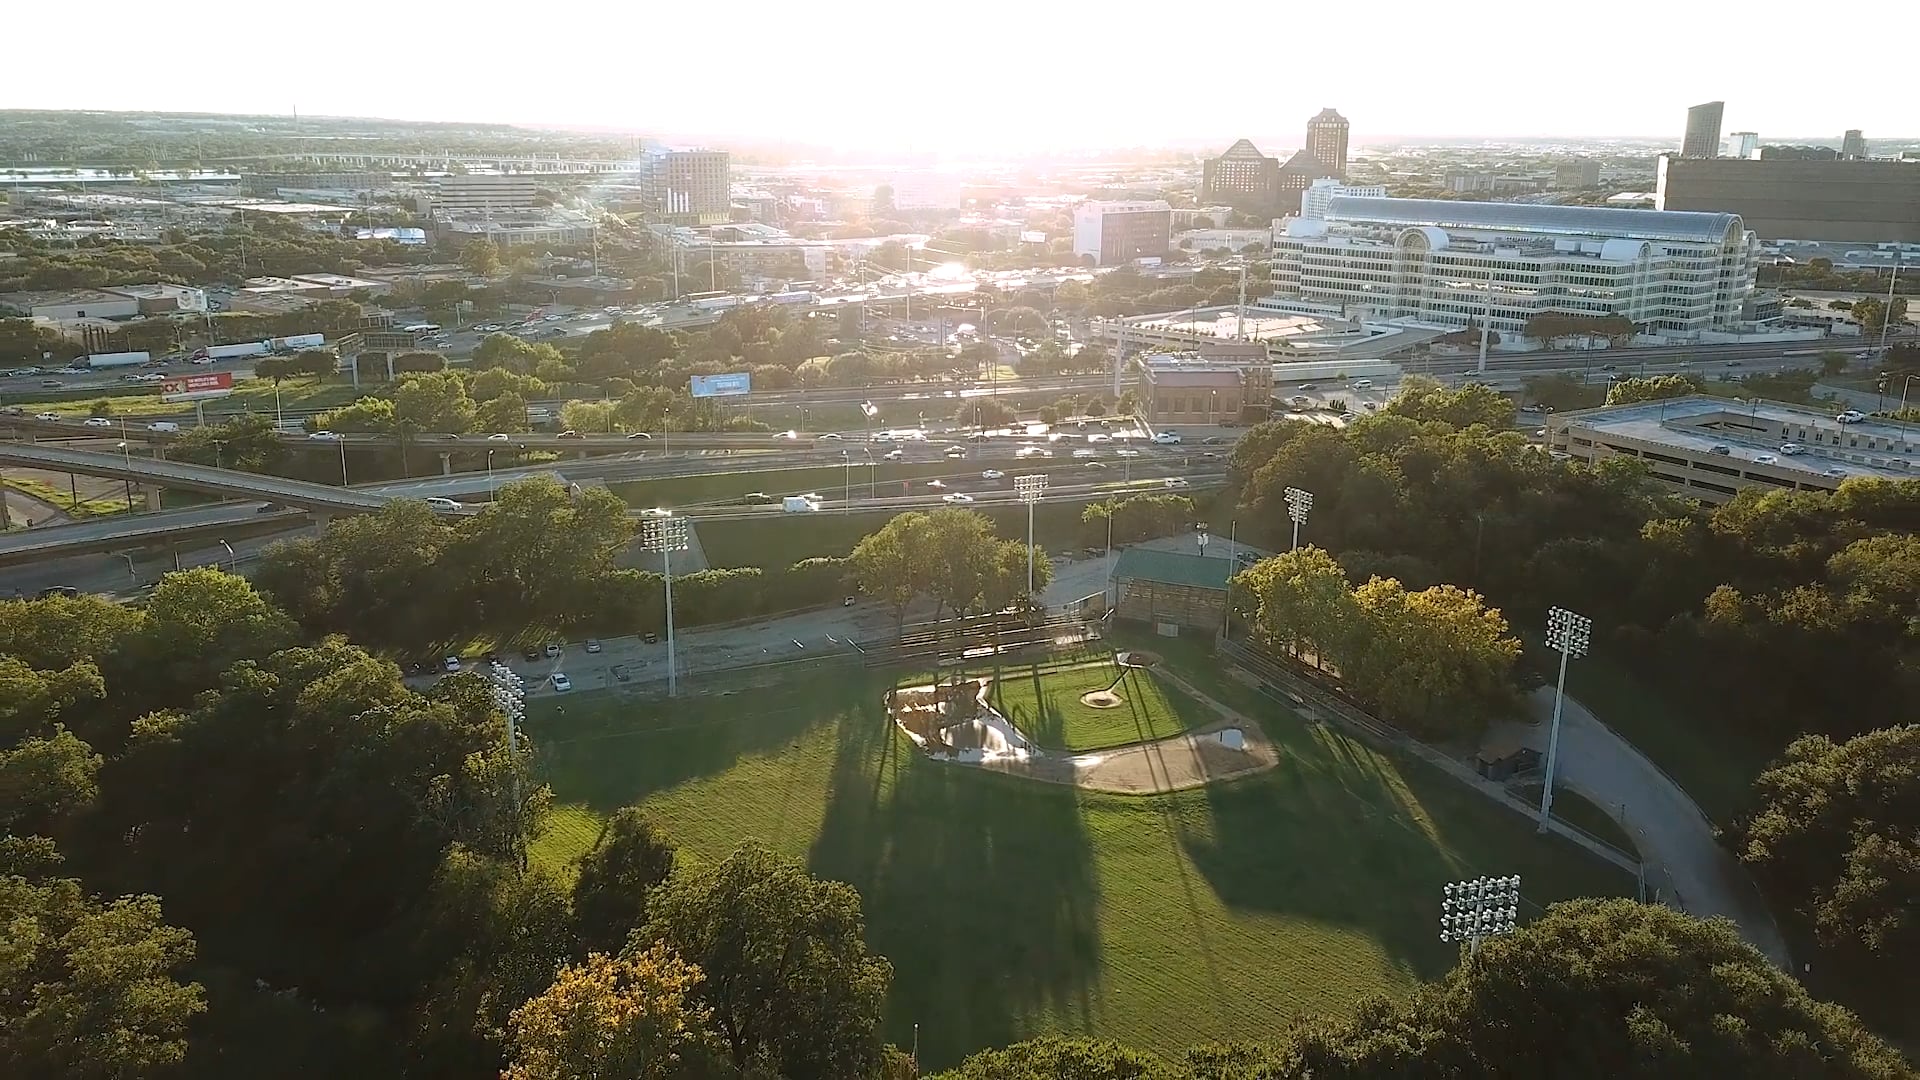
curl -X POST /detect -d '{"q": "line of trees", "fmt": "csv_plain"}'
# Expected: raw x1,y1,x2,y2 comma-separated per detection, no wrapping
1224,375,1920,1030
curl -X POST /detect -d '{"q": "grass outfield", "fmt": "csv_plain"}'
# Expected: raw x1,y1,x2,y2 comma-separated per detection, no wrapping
982,660,1208,751
528,659,1630,1069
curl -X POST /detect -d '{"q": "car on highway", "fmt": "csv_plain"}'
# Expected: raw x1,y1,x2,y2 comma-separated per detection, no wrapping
1779,443,1805,455
1164,477,1189,488
627,432,652,439
1015,445,1050,458
308,430,342,441
1754,453,1779,465
774,430,800,440
611,664,630,683
1351,379,1373,389
740,492,775,504
1071,448,1097,458
1836,410,1866,424
486,432,511,441
1115,448,1141,458
1152,431,1181,444
1709,445,1732,456
941,493,975,503
424,497,463,511
550,672,573,692
34,412,60,421
40,379,63,388
981,469,1005,480
557,430,584,439
943,445,967,456
1825,467,1848,477
1297,382,1316,391
815,432,843,441
1201,436,1226,445
883,449,904,460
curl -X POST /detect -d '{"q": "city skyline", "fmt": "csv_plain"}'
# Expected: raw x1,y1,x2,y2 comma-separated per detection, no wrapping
8,0,1916,153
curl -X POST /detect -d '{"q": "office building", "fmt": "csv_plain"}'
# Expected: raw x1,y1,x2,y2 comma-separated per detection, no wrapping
1301,178,1387,221
1757,144,1840,161
1549,396,1915,504
643,148,730,224
1140,352,1273,425
0,283,208,321
1073,200,1172,266
1682,101,1725,158
1201,139,1283,215
1842,130,1868,159
1276,150,1339,215
431,174,540,214
1306,108,1350,178
1730,131,1760,159
1656,156,1920,243
1269,197,1759,339
1554,160,1602,189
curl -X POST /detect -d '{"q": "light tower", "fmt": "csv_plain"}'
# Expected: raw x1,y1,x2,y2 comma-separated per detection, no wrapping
1284,486,1314,549
640,515,691,698
1440,874,1521,956
485,660,527,867
1015,474,1048,597
1539,606,1592,832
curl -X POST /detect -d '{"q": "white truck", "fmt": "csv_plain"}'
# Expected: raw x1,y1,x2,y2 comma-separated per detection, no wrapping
269,333,325,352
84,350,151,368
194,341,270,361
782,495,822,513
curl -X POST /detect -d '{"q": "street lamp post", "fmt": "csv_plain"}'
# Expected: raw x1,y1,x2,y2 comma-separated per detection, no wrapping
1440,875,1521,957
486,449,497,500
1900,374,1920,414
1538,606,1593,833
217,539,235,571
1015,474,1047,597
1284,486,1314,550
640,515,691,698
337,438,349,486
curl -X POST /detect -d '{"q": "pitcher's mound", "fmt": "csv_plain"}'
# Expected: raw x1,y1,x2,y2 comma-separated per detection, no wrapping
1080,690,1125,709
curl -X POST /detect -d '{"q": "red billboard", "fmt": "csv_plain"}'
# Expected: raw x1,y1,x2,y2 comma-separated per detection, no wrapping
160,372,234,400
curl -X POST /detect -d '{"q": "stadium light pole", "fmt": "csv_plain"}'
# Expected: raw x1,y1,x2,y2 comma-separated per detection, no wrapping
1539,606,1592,833
640,515,691,698
1015,474,1047,597
486,660,527,869
1440,875,1521,957
1284,486,1314,550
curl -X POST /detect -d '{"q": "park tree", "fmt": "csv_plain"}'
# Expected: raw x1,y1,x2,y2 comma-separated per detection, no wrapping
1083,493,1195,546
504,946,724,1080
314,396,399,434
1381,375,1515,430
393,370,477,433
0,656,106,747
572,809,678,957
933,1036,1178,1080
1347,578,1524,739
850,511,938,627
446,477,636,631
0,866,206,1080
643,842,892,1080
1236,546,1360,665
476,391,532,434
561,400,617,434
472,366,548,404
254,500,458,649
460,238,502,277
1726,725,1920,1025
0,725,100,836
1606,373,1702,406
116,568,297,707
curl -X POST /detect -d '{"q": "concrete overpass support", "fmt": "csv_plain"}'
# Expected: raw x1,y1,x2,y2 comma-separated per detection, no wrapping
440,452,454,476
143,485,164,512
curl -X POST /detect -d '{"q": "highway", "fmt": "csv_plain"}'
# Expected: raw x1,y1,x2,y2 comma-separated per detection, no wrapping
0,444,397,514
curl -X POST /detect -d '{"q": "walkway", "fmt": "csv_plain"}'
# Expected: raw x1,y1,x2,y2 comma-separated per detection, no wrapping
1,486,70,530
1513,687,1792,968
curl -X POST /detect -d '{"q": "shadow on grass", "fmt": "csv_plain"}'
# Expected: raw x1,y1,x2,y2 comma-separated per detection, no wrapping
809,697,1103,1071
530,682,844,814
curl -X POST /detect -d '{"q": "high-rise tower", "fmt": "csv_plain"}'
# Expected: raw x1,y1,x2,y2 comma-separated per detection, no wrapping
1682,101,1724,158
1306,108,1350,178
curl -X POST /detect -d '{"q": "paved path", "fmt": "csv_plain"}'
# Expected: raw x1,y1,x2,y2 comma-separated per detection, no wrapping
1,486,71,530
1514,687,1792,967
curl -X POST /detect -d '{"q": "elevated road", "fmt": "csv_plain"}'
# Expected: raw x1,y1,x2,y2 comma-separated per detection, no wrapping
0,444,397,514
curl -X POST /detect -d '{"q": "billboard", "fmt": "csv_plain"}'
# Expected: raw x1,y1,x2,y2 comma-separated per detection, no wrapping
690,372,751,398
160,372,234,402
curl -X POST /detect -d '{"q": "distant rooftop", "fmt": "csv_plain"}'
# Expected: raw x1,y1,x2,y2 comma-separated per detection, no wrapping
1562,395,1915,480
1327,196,1743,244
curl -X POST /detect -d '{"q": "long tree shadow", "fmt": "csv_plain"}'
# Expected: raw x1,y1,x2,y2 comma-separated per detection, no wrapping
809,695,1104,1073
531,683,844,813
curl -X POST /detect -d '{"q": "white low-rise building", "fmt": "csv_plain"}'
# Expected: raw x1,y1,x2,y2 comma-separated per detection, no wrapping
1269,197,1759,340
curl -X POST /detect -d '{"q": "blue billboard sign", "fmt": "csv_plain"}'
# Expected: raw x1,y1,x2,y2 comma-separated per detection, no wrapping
690,372,752,398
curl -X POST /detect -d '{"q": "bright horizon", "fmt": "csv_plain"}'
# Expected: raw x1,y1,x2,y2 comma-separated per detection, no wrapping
9,0,1917,154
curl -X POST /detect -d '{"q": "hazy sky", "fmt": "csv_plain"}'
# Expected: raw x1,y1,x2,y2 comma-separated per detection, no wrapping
9,0,1914,154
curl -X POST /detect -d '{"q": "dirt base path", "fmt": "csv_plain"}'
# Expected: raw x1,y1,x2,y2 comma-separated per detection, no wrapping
967,670,1281,795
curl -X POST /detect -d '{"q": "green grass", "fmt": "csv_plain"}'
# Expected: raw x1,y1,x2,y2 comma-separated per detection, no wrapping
1,477,144,517
1563,653,1777,826
1513,781,1637,855
528,660,1631,1070
982,659,1209,751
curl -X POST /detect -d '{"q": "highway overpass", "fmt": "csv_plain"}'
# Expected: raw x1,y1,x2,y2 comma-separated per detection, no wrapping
0,444,399,514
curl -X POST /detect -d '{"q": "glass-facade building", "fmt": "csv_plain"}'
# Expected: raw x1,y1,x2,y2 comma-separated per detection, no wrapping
1268,197,1759,339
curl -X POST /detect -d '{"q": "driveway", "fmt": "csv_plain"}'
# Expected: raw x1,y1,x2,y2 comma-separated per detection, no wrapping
1517,687,1792,967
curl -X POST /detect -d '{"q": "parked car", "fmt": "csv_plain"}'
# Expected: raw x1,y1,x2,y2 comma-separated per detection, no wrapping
611,664,630,683
442,656,461,673
550,673,573,692
584,639,602,654
643,631,659,644
544,642,562,658
523,646,542,662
